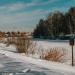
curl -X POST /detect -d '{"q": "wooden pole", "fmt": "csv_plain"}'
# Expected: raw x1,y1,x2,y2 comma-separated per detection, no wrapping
72,45,74,66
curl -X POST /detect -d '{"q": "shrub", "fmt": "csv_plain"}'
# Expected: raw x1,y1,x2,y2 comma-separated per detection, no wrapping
16,36,36,54
41,48,66,62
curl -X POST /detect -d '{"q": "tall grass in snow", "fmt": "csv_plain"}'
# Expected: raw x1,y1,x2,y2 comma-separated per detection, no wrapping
40,48,66,62
16,36,36,54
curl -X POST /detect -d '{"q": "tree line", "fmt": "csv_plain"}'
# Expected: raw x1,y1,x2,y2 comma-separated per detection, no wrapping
33,7,75,39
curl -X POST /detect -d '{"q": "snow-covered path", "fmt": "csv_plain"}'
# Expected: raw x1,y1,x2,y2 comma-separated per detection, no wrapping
0,51,62,75
0,49,74,75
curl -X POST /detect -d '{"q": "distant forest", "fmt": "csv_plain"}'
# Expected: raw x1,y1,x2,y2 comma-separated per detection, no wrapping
33,7,75,39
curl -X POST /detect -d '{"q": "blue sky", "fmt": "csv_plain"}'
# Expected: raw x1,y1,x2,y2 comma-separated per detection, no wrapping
0,0,75,32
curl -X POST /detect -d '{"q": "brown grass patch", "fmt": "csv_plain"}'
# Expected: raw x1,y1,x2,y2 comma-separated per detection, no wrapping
41,48,66,62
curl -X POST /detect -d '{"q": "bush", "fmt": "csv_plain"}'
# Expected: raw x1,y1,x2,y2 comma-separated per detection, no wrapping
16,36,36,54
41,48,66,62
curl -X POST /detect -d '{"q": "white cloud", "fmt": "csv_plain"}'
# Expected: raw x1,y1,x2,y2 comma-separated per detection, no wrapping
0,0,60,13
7,3,25,12
31,0,60,6
0,1,58,32
25,2,36,7
0,6,50,31
0,3,25,13
0,9,48,23
0,2,35,13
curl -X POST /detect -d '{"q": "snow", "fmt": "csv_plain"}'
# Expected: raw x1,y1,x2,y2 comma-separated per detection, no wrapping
0,40,75,74
0,43,17,52
35,40,69,57
34,40,70,50
0,64,4,68
33,40,75,63
0,40,74,60
0,49,75,75
0,50,63,75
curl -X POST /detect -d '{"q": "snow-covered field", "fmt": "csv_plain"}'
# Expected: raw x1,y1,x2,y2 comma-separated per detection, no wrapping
0,40,75,75
32,40,75,63
1,40,75,62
